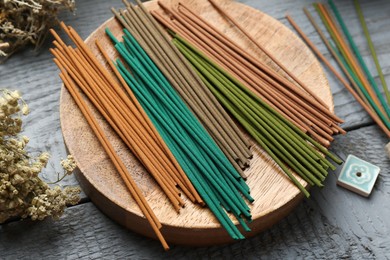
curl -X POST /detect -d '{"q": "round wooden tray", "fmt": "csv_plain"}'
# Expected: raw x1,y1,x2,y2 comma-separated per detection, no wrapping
60,0,333,246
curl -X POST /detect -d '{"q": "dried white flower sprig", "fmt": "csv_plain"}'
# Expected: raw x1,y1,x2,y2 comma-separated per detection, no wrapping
0,89,81,223
0,0,75,61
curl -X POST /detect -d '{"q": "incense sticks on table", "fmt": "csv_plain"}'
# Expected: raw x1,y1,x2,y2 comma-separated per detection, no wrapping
172,32,342,196
151,1,345,147
107,0,260,240
50,22,215,250
106,25,253,240
286,15,390,139
52,0,352,250
287,1,390,139
353,0,390,107
112,0,252,176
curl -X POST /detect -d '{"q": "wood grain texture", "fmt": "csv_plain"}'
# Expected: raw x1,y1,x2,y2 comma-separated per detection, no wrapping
59,0,336,245
1,0,390,258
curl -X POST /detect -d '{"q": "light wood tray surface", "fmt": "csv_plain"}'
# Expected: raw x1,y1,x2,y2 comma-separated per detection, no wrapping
60,0,333,246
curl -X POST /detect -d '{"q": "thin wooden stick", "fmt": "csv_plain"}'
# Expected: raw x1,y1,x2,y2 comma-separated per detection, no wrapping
53,25,203,204
309,4,390,129
328,0,390,119
303,8,369,104
133,0,252,150
55,46,184,210
124,4,250,166
170,12,335,142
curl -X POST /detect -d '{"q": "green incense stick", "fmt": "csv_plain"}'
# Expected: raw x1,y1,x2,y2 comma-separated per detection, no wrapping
328,0,390,118
313,4,390,127
313,3,361,85
197,70,311,196
173,36,345,194
303,7,373,112
329,42,390,129
199,52,328,181
118,59,248,239
110,27,255,239
173,33,341,164
353,0,390,106
177,40,325,185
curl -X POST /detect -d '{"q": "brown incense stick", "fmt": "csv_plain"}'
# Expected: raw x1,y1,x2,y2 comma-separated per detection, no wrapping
95,40,202,202
173,9,337,136
168,12,335,144
56,45,184,210
303,8,370,106
132,1,252,151
113,2,253,169
50,25,204,209
59,70,169,250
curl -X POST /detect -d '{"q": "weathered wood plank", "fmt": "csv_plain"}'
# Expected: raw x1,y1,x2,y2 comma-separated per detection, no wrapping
0,125,388,259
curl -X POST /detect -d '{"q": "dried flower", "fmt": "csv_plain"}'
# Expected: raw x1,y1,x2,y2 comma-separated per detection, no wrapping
0,89,81,223
0,0,76,61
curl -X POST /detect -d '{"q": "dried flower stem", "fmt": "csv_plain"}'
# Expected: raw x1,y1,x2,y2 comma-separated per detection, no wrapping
0,0,75,60
0,89,80,223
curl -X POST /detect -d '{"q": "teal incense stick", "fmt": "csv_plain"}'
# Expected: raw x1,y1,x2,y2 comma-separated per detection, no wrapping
328,40,390,129
353,0,390,106
328,0,390,118
173,34,347,196
108,27,254,240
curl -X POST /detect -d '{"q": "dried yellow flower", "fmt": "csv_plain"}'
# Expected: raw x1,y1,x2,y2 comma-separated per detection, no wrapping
0,89,81,223
0,0,75,61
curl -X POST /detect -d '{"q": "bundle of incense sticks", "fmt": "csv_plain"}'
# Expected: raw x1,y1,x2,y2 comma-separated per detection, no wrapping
172,29,343,197
150,0,345,148
50,22,209,250
112,0,252,176
111,0,343,193
286,0,390,139
105,25,253,241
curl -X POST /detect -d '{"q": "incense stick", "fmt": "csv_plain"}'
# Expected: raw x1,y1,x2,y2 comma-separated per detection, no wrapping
207,0,331,110
314,3,387,118
114,2,253,171
286,14,390,138
353,0,390,106
58,69,169,250
328,0,390,118
173,34,343,195
311,4,390,128
152,4,343,146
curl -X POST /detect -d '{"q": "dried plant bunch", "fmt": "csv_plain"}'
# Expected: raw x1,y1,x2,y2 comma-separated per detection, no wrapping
0,0,75,61
0,89,81,223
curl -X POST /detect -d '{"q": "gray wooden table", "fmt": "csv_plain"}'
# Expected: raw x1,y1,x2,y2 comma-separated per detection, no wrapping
1,0,389,259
